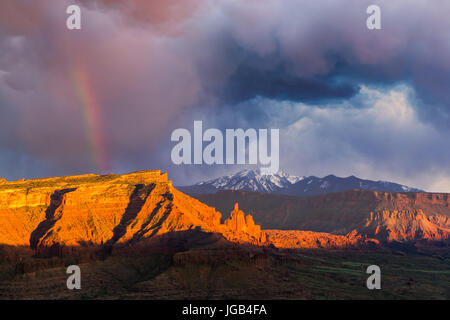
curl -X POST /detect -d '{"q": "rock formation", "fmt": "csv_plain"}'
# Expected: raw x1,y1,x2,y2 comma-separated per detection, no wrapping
0,171,267,252
266,229,379,249
224,203,267,245
359,209,450,241
197,189,450,243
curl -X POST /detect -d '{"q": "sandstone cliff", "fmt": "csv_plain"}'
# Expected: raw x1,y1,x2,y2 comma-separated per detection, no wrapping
359,209,450,241
266,229,380,249
196,190,450,243
0,171,267,251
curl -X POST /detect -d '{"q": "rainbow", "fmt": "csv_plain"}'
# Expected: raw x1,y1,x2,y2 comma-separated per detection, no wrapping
71,62,109,174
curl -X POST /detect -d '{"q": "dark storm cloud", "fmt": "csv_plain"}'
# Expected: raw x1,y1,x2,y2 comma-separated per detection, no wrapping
206,0,450,127
222,62,360,104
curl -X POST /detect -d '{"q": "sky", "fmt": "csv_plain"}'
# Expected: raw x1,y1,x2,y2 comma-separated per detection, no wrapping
0,0,450,192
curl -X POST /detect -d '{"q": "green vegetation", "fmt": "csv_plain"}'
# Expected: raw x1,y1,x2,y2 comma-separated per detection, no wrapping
278,250,450,299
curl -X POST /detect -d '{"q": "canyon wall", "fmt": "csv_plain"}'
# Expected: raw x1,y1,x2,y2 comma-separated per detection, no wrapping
0,171,267,251
196,190,450,242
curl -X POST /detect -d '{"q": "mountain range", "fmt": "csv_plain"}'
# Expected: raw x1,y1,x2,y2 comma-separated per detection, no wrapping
178,169,423,196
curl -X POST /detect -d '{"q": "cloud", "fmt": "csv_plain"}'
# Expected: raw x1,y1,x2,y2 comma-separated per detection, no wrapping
0,0,204,176
215,1,450,122
222,63,360,104
278,85,450,192
0,0,449,191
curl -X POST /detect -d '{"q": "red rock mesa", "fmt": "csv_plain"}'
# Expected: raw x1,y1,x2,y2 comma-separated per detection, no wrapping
0,171,267,251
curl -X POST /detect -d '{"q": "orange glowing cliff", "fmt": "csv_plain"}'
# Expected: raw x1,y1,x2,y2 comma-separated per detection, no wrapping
0,171,267,251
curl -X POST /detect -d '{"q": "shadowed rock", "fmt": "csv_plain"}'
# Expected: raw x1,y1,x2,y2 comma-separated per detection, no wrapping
29,188,76,249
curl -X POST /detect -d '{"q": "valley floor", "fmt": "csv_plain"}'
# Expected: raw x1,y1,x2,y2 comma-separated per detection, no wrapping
1,246,448,300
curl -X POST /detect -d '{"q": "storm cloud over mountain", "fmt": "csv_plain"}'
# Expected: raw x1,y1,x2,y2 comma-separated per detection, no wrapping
0,0,449,191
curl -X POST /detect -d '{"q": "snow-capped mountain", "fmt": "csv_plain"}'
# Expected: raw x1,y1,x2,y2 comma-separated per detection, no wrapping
195,169,304,193
178,170,424,196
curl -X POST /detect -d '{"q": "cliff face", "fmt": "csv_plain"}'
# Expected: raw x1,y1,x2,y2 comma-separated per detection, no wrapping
360,209,450,241
266,229,380,249
0,171,266,250
196,190,450,243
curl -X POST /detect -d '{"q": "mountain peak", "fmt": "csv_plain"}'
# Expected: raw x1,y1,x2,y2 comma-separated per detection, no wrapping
195,169,304,193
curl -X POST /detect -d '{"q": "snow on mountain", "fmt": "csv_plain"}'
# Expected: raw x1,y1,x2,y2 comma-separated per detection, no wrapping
178,170,424,196
196,169,304,193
